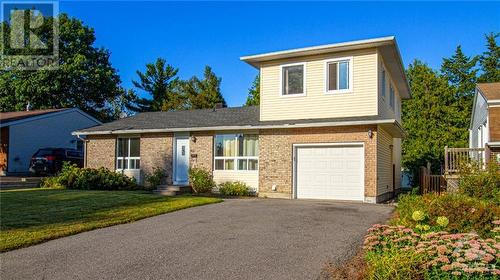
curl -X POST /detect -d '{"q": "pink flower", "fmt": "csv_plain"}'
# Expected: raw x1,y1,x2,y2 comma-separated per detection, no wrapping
492,269,500,275
492,220,500,225
482,253,495,263
441,265,452,271
465,251,478,261
437,245,448,255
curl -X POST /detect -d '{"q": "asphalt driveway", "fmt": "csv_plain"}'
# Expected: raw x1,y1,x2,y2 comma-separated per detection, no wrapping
1,199,393,280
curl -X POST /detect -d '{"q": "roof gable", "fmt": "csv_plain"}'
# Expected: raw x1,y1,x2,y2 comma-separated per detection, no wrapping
477,82,500,101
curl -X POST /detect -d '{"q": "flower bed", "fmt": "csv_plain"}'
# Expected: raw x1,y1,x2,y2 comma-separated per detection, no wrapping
364,223,500,279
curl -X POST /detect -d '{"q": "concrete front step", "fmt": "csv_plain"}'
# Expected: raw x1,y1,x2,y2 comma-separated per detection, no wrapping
154,185,192,196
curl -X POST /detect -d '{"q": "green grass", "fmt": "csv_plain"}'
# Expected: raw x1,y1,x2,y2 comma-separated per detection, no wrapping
0,188,222,252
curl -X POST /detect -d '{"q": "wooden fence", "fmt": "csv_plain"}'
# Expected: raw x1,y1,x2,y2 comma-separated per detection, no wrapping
419,166,447,194
444,146,485,174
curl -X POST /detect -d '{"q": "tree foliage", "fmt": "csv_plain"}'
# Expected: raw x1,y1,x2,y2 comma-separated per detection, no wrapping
403,33,499,177
0,14,129,121
402,60,467,175
478,32,500,83
245,74,260,106
129,58,183,112
183,66,226,109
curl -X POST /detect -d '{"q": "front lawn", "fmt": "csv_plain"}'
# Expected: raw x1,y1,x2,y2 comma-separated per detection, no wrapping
0,189,222,252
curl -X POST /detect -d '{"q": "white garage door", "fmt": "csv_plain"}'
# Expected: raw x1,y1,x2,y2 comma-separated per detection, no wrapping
295,145,364,201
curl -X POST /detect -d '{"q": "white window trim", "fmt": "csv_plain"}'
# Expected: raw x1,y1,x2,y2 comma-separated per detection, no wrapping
324,56,353,94
116,137,140,171
213,134,259,172
279,62,307,97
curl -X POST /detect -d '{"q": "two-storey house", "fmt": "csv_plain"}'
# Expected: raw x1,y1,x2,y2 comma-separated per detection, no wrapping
74,36,410,203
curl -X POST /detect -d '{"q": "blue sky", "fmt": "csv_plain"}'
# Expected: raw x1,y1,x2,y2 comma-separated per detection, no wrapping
60,1,500,107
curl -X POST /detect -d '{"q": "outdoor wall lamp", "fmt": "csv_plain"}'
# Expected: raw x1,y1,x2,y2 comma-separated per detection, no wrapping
191,136,197,143
368,129,373,139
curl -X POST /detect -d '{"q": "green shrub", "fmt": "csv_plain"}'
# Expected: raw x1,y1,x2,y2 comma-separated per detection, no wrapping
144,167,166,190
394,193,500,238
39,176,64,189
365,247,426,280
218,181,251,196
458,162,500,204
52,163,137,191
188,168,215,193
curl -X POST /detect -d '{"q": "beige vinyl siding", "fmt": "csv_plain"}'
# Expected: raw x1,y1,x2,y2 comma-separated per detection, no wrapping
393,137,402,190
260,48,378,121
378,53,402,122
377,126,394,195
213,170,259,192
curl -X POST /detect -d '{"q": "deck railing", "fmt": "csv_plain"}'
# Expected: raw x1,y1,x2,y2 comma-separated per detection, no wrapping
444,146,485,174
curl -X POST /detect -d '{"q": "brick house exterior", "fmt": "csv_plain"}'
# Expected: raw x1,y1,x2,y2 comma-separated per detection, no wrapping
75,37,410,203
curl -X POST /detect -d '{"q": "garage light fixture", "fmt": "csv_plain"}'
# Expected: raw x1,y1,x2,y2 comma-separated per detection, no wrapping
368,129,373,139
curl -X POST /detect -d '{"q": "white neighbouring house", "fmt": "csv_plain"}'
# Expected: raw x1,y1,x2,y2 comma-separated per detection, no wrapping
0,108,101,175
469,82,500,162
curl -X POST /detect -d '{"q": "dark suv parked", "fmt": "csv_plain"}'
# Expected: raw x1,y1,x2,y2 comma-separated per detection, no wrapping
29,148,83,175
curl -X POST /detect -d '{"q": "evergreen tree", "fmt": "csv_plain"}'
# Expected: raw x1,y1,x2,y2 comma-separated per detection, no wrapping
130,58,181,112
245,74,260,106
402,60,467,176
184,66,226,109
478,32,500,83
440,46,478,143
441,45,478,98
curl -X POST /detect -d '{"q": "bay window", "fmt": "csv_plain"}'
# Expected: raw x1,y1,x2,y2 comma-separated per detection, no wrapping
116,138,140,170
214,134,258,171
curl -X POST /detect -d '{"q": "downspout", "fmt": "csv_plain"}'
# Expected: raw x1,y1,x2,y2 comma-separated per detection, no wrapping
75,134,88,168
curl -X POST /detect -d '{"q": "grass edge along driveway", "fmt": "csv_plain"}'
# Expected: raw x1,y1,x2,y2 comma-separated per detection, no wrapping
0,188,222,252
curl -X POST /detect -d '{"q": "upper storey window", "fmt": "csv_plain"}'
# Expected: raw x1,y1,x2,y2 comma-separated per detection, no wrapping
326,57,353,93
281,63,305,96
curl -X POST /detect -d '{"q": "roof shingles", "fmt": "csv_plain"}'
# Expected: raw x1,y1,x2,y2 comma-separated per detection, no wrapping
76,106,390,134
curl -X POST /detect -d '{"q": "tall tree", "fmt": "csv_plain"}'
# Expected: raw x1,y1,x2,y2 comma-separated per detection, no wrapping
184,66,226,109
441,45,478,98
440,46,478,140
0,14,129,122
478,32,500,83
130,58,182,112
402,60,467,177
245,74,260,106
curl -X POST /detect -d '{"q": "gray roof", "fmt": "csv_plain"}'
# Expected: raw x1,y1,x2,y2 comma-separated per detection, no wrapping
75,106,393,134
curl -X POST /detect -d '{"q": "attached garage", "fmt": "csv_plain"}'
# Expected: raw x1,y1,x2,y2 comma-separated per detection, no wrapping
294,144,364,201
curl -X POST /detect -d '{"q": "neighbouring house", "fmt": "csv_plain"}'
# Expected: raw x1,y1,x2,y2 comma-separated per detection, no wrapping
0,108,101,175
469,82,500,162
74,36,410,203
